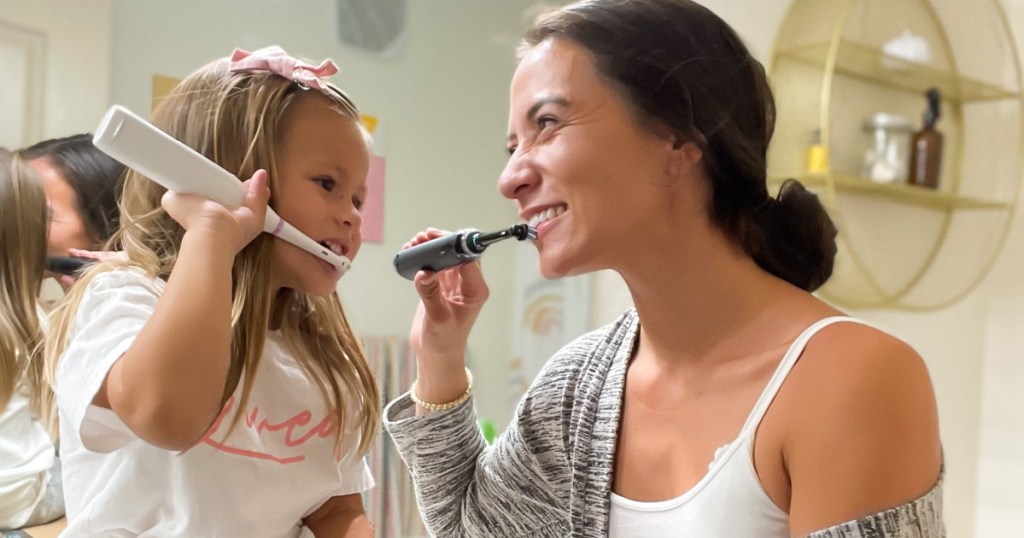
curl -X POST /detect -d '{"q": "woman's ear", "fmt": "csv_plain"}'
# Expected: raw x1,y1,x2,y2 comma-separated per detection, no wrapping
665,135,703,179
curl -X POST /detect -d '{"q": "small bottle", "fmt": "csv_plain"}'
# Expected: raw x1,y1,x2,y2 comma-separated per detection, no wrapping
907,88,944,189
805,129,829,174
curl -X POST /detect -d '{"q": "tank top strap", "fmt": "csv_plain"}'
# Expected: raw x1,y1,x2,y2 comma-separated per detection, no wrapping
737,316,867,437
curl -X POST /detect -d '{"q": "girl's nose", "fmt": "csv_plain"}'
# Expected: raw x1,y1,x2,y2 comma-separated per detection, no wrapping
338,203,361,229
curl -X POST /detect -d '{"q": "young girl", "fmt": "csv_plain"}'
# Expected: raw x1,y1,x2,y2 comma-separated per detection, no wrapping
0,148,64,529
46,46,380,537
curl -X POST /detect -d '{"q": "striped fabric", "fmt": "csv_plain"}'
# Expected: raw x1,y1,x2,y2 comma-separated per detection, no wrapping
363,336,428,538
807,476,944,538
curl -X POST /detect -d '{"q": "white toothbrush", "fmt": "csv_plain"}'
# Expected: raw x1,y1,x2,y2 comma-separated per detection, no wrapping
93,105,351,274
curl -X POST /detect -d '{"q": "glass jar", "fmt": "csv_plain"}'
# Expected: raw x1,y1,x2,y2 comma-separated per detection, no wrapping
862,113,914,183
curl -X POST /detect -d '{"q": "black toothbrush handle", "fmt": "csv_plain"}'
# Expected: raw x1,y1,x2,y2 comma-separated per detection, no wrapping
45,256,93,275
393,230,482,280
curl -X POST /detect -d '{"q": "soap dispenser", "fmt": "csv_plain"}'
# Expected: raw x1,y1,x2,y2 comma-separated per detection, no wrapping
907,88,944,189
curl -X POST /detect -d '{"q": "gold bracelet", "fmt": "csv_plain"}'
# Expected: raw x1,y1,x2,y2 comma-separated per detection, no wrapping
410,368,473,412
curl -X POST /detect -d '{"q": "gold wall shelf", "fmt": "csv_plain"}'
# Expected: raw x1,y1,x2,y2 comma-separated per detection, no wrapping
775,41,1020,103
768,0,1023,310
770,173,1012,210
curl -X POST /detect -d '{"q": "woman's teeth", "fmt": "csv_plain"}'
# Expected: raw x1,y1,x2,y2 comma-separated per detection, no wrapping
528,205,566,228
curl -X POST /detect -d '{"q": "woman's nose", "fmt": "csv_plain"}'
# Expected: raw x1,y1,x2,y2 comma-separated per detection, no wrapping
498,156,538,200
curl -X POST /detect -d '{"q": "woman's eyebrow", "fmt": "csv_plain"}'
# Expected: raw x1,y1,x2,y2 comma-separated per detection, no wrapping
507,96,571,141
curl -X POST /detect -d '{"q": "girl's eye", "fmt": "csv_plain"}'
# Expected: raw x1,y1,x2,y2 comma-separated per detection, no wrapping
314,177,336,192
507,145,518,157
352,196,364,210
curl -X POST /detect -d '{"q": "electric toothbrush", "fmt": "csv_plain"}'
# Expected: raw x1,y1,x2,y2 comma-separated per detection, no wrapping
393,224,536,280
45,256,93,275
92,105,351,274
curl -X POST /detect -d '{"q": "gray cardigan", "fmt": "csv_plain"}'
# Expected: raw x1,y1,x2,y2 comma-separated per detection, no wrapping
384,310,944,537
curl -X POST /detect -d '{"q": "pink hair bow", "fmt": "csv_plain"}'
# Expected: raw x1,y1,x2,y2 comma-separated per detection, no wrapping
229,46,338,90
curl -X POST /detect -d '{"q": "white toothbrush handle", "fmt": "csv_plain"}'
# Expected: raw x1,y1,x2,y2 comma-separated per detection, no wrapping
263,211,352,273
93,105,350,273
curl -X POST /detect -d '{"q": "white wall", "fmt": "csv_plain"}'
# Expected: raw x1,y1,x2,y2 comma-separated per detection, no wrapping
974,1,1024,534
0,0,113,140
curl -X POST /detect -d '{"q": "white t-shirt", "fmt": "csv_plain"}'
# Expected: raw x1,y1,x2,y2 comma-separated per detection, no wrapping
56,268,373,537
0,380,54,529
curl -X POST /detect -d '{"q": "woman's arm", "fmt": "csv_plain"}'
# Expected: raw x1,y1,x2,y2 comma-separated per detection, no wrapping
303,494,373,537
786,324,943,537
384,329,608,538
386,229,576,537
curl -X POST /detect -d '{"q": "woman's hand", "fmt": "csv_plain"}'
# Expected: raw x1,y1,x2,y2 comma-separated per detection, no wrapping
405,228,489,406
51,248,129,289
161,170,270,254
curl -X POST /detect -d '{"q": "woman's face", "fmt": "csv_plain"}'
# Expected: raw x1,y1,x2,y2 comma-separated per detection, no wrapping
32,158,95,255
499,38,683,278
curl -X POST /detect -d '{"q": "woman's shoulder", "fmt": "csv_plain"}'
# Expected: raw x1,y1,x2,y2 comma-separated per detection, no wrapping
799,318,928,383
786,317,935,425
775,317,942,533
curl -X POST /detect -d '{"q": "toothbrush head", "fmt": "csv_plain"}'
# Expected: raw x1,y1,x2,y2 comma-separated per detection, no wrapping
511,224,537,241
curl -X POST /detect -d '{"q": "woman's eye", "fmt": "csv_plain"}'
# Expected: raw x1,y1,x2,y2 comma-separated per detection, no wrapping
537,116,557,130
314,177,336,192
507,145,518,157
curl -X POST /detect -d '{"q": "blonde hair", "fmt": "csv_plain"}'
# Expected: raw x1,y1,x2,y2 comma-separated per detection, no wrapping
0,148,49,421
45,56,380,455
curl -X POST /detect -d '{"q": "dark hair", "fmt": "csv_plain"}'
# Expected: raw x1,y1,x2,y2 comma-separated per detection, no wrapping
22,133,126,245
524,0,837,291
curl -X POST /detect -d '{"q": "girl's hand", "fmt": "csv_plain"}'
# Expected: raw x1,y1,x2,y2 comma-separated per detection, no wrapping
407,228,490,368
161,170,270,254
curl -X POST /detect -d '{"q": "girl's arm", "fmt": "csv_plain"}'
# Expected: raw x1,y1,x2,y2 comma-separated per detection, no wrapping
91,171,269,451
303,494,374,537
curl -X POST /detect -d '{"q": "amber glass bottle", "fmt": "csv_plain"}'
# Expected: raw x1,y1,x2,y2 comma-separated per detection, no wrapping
907,88,944,189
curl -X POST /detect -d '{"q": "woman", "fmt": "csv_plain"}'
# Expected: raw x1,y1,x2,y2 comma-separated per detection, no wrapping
22,134,125,288
385,1,943,537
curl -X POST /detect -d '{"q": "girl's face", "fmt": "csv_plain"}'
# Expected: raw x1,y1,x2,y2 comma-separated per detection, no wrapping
499,38,682,278
269,96,370,296
32,158,95,255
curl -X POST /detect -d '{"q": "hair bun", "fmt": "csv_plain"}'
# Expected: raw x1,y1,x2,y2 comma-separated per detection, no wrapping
752,179,837,291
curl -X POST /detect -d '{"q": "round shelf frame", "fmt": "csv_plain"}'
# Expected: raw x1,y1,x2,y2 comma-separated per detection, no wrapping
767,0,1023,310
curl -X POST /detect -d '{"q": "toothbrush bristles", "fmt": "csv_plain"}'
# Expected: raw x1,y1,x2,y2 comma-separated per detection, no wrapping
511,224,538,241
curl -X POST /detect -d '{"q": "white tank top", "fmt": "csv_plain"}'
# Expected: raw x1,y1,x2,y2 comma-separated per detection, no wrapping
608,316,861,537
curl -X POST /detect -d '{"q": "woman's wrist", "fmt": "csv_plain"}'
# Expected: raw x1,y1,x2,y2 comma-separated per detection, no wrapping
412,362,470,411
411,368,472,413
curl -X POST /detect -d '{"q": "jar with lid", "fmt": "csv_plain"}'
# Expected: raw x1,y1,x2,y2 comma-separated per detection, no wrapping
862,113,914,183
